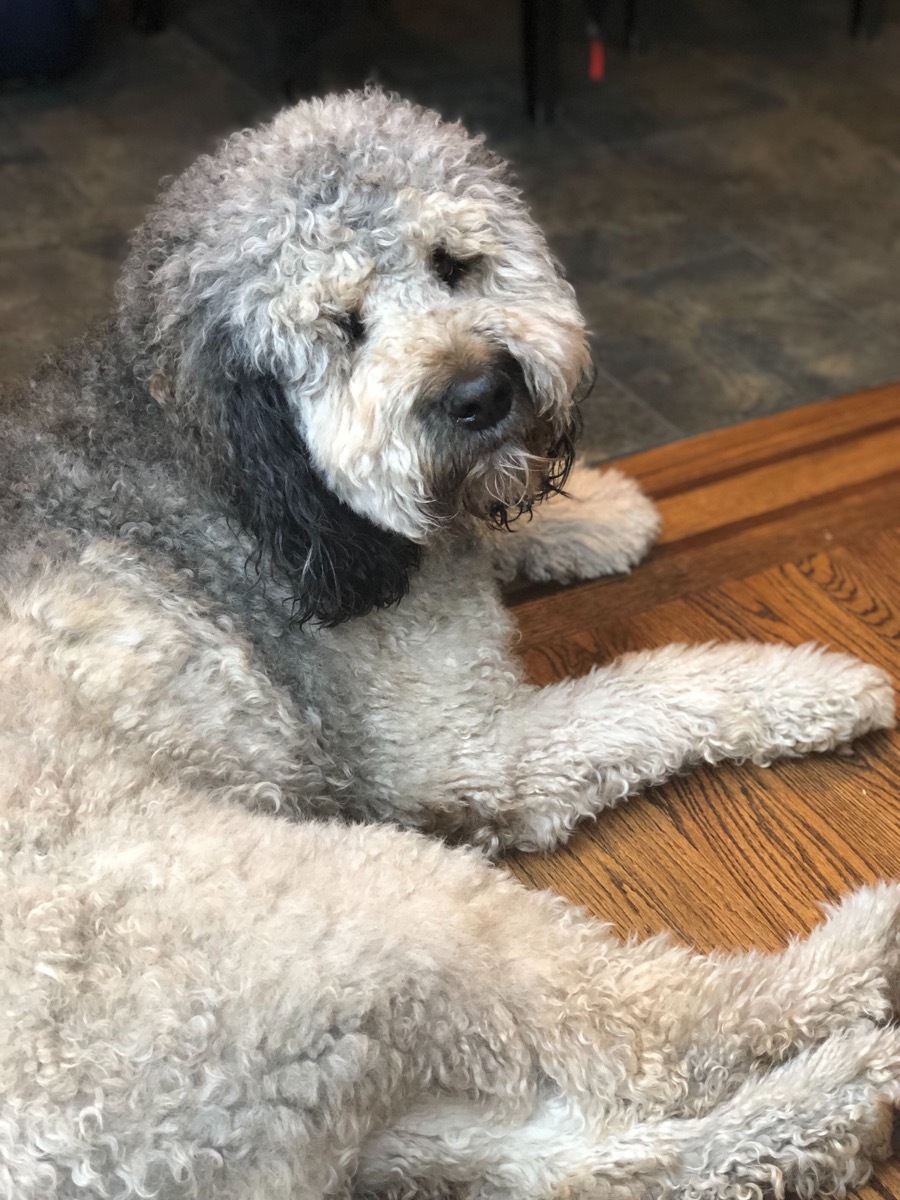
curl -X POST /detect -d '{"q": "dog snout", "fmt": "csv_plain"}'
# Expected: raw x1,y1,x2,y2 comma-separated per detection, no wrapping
439,352,524,432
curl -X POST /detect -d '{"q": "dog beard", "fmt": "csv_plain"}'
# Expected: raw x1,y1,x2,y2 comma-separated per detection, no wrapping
431,413,579,529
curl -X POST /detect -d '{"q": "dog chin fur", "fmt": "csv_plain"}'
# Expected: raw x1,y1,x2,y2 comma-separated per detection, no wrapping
0,89,897,1200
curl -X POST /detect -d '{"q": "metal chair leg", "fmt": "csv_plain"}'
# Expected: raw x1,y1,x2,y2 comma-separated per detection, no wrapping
850,0,886,38
521,0,561,122
133,0,166,34
624,0,651,52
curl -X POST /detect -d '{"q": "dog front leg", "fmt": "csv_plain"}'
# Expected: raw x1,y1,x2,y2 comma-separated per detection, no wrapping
465,640,893,852
487,464,660,585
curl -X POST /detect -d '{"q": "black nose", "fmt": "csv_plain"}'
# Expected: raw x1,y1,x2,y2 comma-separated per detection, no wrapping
440,355,519,431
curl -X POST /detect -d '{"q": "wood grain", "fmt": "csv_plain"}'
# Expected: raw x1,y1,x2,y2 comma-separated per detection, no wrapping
619,382,900,497
504,384,900,1198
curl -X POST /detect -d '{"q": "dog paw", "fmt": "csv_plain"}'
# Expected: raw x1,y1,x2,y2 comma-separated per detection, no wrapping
557,466,661,568
759,885,900,1076
491,467,661,585
743,645,894,761
821,883,900,1018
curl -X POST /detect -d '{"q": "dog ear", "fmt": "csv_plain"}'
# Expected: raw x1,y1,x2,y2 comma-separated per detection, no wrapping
573,360,597,406
539,418,579,502
534,363,590,502
221,366,421,627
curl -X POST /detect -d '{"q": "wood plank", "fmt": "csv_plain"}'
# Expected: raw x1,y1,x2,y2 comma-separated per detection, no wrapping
508,554,900,937
860,1160,900,1200
795,544,900,644
509,544,900,927
509,385,900,667
507,733,899,945
511,478,900,683
617,381,900,496
710,564,897,671
503,386,900,1197
656,425,900,545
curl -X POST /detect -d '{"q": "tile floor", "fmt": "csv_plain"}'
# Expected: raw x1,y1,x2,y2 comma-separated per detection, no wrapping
3,0,899,460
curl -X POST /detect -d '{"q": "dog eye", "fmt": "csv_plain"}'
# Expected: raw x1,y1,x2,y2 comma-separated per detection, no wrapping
336,310,366,344
432,248,479,289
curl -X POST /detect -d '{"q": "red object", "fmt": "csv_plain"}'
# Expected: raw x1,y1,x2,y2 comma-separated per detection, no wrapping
589,35,606,81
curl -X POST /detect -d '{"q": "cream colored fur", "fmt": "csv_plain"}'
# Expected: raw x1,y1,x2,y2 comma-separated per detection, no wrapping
0,91,898,1198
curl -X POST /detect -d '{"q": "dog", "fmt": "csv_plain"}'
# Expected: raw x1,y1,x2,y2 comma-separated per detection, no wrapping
1,89,898,1198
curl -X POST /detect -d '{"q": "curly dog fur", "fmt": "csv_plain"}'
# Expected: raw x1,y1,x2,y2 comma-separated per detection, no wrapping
1,90,898,1198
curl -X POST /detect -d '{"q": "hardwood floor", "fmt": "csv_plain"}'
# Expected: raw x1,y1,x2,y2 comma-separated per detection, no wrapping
506,383,900,1198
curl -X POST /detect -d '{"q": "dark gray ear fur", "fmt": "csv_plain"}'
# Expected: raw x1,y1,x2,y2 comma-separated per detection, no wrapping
220,363,421,627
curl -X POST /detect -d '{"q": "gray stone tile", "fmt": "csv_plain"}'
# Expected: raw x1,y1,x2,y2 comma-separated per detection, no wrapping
66,29,268,140
726,210,900,334
578,368,683,462
637,248,897,402
392,2,783,141
802,74,900,160
611,105,900,224
0,114,44,165
383,63,530,147
24,104,195,211
19,35,267,217
392,0,523,76
0,160,86,249
548,219,737,287
577,247,900,433
179,0,325,99
577,275,784,433
713,22,900,152
557,47,784,141
644,0,851,56
0,240,118,382
507,141,742,284
3,0,900,448
608,104,900,332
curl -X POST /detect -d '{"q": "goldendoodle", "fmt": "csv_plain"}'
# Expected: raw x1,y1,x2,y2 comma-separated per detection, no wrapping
1,90,897,1199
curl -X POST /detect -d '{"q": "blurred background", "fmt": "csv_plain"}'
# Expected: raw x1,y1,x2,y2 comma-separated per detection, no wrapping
2,0,899,460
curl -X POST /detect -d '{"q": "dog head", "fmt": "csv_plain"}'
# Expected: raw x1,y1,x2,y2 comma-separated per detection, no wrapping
118,90,591,623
